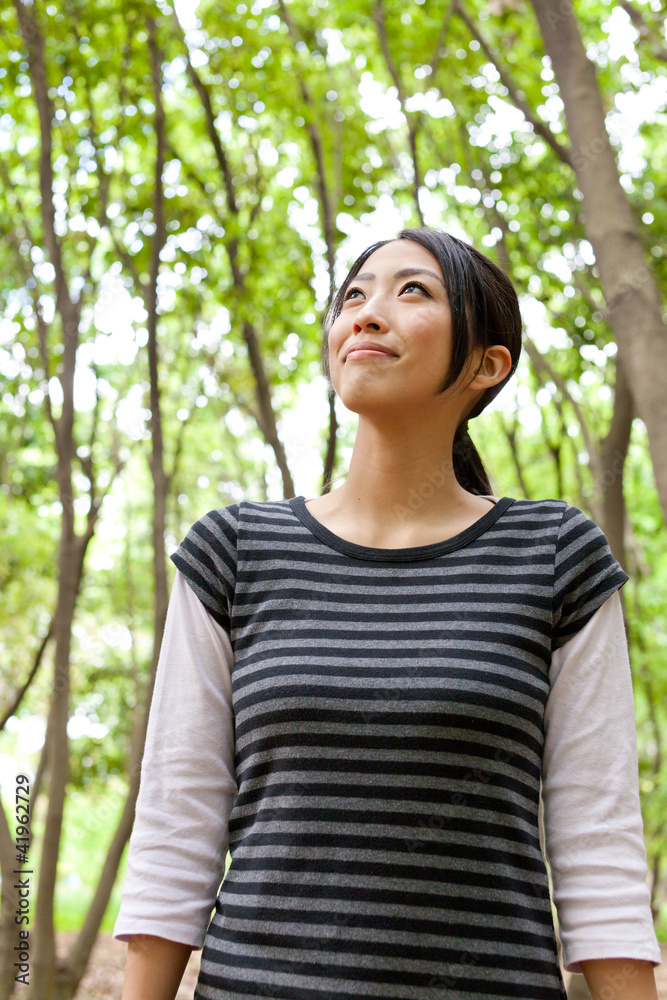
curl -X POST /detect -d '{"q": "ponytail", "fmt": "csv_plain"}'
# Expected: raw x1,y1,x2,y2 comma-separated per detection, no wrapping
453,421,492,496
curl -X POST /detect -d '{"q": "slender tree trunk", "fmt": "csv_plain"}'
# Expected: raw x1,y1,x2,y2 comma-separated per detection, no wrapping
276,0,341,494
278,0,337,296
0,802,20,1000
146,16,170,651
242,320,295,498
498,414,531,499
29,530,81,1000
10,3,107,995
530,0,667,526
52,792,140,1000
599,359,633,566
322,392,338,495
178,27,295,498
456,2,571,165
44,21,174,1000
373,0,424,225
13,3,83,993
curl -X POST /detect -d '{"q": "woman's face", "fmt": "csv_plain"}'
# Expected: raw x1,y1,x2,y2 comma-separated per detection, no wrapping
327,239,458,418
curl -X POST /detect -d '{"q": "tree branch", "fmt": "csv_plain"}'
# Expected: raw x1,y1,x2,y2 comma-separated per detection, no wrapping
373,0,425,224
171,18,295,498
454,0,572,166
12,0,70,317
174,14,238,217
429,1,456,77
0,623,53,733
278,0,337,297
496,409,531,498
0,156,38,251
522,336,601,487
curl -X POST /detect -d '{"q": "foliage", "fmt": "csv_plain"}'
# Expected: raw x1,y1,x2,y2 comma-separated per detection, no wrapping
0,0,665,979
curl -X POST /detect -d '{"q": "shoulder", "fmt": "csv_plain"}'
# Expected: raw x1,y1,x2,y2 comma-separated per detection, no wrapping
235,497,295,517
170,503,244,583
500,499,617,575
504,497,601,536
198,497,295,519
177,497,296,545
499,496,568,537
498,500,627,651
175,503,242,554
503,497,568,520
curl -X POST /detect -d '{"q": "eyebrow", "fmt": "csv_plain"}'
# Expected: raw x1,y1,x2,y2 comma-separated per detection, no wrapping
353,267,446,288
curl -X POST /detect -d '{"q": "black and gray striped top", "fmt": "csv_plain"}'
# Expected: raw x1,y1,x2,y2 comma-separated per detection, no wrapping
171,494,628,1000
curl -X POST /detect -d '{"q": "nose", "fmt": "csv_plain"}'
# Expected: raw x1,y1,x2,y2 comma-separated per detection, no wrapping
352,296,388,334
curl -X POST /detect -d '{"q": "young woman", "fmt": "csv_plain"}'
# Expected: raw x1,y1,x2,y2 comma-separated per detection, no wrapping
114,228,661,999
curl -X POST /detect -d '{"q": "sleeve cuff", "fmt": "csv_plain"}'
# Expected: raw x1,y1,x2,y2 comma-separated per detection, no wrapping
562,939,662,974
112,914,207,950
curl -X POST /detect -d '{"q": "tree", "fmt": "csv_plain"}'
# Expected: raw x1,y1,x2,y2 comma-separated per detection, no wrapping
0,2,665,996
530,0,667,527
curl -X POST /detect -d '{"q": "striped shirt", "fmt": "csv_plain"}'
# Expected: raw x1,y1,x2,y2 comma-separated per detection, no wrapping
169,494,629,1000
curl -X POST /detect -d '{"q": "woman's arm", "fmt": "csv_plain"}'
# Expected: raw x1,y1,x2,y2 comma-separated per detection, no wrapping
114,572,238,977
121,935,193,1000
542,591,661,972
580,958,657,1000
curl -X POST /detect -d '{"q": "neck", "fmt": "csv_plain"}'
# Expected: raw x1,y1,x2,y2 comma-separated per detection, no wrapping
330,414,476,528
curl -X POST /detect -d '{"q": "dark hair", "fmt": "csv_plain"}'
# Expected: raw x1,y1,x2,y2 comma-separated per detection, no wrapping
321,227,522,495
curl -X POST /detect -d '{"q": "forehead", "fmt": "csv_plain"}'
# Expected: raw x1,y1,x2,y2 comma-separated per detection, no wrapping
362,239,442,276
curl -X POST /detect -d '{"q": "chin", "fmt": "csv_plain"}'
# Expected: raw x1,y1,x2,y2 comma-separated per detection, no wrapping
337,390,410,417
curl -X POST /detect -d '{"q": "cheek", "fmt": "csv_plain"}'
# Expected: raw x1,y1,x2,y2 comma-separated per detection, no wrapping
411,316,451,359
327,319,346,360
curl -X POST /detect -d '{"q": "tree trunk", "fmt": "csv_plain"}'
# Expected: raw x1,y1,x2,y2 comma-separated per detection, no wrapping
146,15,170,652
599,359,633,566
52,790,140,1000
243,321,296,498
178,28,296,499
28,532,81,1000
530,0,667,526
322,391,338,495
39,21,174,1000
11,3,99,994
0,802,20,1000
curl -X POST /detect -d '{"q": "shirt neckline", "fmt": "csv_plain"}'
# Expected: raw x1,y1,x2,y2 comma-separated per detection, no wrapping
288,494,516,562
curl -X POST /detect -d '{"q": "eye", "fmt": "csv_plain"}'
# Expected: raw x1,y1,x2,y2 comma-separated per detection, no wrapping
343,286,364,302
400,280,430,296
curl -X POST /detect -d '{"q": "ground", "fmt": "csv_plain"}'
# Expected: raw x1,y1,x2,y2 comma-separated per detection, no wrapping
56,934,667,999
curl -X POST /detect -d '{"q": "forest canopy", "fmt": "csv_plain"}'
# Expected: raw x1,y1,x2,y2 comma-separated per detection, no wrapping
0,0,666,997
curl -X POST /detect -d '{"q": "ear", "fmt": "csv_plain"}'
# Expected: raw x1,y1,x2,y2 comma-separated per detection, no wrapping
467,345,513,391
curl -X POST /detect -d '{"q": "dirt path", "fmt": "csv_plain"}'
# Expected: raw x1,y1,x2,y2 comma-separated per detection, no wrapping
58,933,667,999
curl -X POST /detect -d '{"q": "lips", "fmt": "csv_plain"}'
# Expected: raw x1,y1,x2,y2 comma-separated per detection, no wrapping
346,341,397,360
